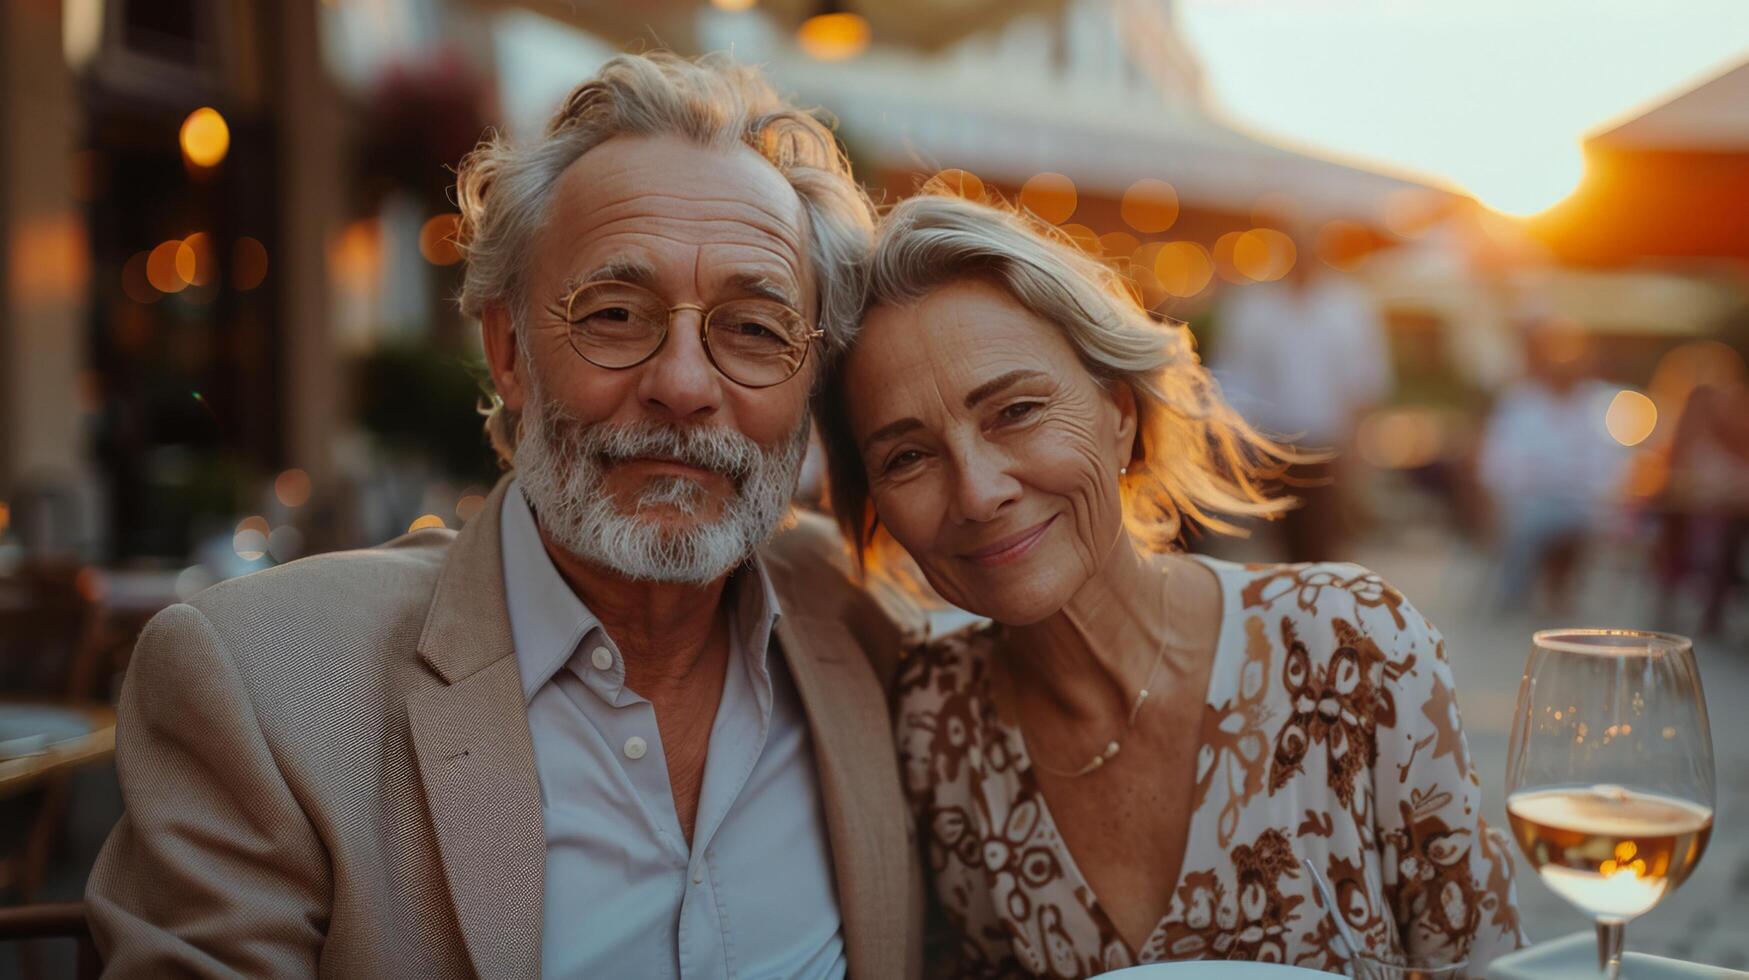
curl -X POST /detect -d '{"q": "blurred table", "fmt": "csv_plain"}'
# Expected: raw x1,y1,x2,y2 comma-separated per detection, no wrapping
0,702,116,802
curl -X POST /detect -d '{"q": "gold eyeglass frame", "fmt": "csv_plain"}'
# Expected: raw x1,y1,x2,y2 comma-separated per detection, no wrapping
562,279,824,390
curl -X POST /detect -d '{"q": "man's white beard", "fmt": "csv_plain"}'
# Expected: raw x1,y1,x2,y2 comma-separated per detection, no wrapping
514,385,808,585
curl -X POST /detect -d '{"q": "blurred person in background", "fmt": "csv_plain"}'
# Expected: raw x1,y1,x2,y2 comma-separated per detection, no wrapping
1653,322,1749,637
818,195,1523,978
85,53,922,979
1209,228,1393,562
1478,318,1626,614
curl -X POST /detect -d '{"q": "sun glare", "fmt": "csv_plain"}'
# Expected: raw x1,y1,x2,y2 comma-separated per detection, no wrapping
1465,141,1587,217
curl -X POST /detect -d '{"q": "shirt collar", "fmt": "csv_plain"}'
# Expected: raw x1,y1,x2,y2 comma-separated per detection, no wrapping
500,480,784,705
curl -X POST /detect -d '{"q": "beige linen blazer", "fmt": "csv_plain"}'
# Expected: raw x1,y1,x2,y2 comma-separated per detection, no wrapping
86,478,923,978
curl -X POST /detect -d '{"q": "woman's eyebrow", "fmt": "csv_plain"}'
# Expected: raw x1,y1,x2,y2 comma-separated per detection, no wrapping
861,417,924,453
964,369,1048,409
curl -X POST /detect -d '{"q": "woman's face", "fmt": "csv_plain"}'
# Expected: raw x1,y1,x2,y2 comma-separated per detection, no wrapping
844,278,1137,624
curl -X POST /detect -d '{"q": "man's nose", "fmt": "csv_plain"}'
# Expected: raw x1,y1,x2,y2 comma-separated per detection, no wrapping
947,445,1022,526
636,309,724,421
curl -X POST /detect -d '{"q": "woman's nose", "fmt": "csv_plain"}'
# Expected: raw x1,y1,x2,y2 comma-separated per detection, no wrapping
947,447,1022,525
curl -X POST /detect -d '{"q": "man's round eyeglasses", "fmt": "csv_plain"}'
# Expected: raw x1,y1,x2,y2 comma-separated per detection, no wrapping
563,279,822,389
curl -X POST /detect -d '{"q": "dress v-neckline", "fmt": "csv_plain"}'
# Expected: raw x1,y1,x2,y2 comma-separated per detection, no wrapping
982,553,1239,966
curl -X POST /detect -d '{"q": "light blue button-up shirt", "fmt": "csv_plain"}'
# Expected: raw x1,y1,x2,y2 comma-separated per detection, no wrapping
500,483,847,979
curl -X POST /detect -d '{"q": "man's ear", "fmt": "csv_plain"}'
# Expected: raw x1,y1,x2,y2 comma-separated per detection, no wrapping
481,303,526,413
1110,380,1140,467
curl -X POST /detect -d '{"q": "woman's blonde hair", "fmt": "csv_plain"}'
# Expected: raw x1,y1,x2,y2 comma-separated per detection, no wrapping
454,52,876,466
816,192,1308,565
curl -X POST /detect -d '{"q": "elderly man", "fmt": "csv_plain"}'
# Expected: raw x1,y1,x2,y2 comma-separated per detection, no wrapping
86,53,921,978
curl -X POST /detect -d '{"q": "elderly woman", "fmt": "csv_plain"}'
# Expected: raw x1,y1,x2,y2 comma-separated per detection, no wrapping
816,194,1525,977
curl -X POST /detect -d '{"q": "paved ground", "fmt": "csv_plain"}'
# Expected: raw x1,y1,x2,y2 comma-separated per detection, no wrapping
1344,524,1749,971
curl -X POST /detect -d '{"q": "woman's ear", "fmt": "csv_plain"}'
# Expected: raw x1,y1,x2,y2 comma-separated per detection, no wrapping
481,303,526,414
1110,380,1140,468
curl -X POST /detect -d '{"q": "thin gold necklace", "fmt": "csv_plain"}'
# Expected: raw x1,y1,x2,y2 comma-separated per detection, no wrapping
1012,569,1174,780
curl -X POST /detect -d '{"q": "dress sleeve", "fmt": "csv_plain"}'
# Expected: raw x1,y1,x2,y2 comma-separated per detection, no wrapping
1369,599,1529,976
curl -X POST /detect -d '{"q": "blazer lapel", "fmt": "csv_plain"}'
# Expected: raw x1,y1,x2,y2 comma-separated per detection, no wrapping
775,608,913,980
409,477,546,978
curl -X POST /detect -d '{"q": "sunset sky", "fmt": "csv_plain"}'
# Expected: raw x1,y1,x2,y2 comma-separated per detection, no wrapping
1176,0,1749,214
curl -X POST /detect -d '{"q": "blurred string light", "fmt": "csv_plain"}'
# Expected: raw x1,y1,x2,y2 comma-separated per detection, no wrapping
1121,179,1179,234
146,241,187,293
418,213,463,266
233,516,271,561
1211,231,1247,284
233,236,269,290
797,4,870,62
1019,172,1076,224
1152,241,1213,298
177,232,217,286
710,0,758,10
1357,407,1452,470
122,251,159,304
0,500,9,535
409,514,447,532
1059,223,1099,254
1604,390,1658,447
275,468,312,508
456,494,487,523
1232,228,1296,282
1315,220,1372,271
268,526,304,564
180,107,230,168
923,168,985,202
1098,231,1139,262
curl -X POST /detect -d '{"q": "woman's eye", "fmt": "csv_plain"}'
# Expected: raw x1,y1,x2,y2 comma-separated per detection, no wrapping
884,449,924,473
997,401,1043,423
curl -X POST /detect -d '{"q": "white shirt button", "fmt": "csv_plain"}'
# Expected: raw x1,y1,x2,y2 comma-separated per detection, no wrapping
623,736,647,760
590,646,613,671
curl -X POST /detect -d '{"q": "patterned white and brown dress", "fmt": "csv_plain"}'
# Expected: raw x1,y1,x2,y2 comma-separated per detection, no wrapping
896,558,1526,978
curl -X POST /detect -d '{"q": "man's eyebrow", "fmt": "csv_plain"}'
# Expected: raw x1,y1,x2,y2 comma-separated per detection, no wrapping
860,417,924,453
723,272,800,308
964,370,1048,409
568,258,658,291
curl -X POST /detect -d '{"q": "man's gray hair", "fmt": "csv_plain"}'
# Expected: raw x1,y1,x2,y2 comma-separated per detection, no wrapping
455,52,876,465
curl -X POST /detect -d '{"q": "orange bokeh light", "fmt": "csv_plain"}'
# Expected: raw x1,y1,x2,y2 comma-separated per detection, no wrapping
923,168,985,202
1121,179,1179,234
1233,228,1296,282
146,240,188,294
180,107,230,168
1058,223,1100,254
1212,231,1248,284
418,214,463,266
1153,241,1214,298
1019,172,1077,225
408,514,447,532
797,12,870,61
121,251,159,304
275,468,312,508
233,236,269,291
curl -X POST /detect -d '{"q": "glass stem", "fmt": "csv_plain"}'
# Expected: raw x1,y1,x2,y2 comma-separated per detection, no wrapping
1596,920,1626,980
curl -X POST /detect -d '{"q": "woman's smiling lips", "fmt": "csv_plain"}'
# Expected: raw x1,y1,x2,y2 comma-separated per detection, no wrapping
959,515,1058,568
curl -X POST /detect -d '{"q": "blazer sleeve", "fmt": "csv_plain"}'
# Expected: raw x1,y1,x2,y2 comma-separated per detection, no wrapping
1370,602,1528,976
85,602,330,979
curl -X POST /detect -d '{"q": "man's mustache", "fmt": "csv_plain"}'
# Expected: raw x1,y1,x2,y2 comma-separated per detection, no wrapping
567,420,765,484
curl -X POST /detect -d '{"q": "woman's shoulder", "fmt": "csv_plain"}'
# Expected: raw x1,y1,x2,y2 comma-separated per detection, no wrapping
894,620,1001,706
1213,558,1443,662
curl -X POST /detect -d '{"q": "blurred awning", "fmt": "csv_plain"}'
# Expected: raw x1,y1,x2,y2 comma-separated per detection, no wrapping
1532,59,1749,266
464,0,1066,54
781,54,1445,223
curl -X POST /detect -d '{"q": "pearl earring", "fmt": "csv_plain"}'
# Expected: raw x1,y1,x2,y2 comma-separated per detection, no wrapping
1119,465,1129,476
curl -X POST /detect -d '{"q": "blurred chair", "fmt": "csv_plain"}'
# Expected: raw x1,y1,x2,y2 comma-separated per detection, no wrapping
0,563,110,903
0,902,101,980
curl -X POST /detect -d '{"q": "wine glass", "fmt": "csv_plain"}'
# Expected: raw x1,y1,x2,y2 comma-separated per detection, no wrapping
1505,629,1715,980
